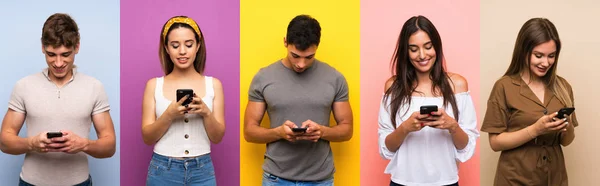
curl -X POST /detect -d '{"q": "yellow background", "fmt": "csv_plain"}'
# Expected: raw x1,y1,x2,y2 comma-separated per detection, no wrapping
240,0,361,185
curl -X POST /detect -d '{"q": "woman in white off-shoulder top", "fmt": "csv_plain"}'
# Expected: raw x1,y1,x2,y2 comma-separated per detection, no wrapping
378,15,479,186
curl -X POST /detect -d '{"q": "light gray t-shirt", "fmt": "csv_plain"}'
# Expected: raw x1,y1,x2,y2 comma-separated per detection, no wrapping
8,68,110,186
248,59,349,181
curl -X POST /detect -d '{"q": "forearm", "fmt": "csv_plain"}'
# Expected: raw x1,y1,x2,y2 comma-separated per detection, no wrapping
0,134,31,155
203,113,225,144
141,114,173,145
490,125,537,151
384,126,408,152
561,124,575,146
450,126,469,150
321,123,352,142
83,134,115,158
244,124,281,144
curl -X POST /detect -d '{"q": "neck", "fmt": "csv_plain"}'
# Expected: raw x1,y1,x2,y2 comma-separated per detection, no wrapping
281,57,292,69
416,71,432,84
169,67,200,79
521,71,543,85
49,71,73,88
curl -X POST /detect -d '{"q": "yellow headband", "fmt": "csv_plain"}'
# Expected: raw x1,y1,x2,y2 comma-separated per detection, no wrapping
162,17,201,40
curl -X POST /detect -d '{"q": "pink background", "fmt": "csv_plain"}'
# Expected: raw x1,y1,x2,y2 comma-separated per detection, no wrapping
119,0,240,185
360,0,481,185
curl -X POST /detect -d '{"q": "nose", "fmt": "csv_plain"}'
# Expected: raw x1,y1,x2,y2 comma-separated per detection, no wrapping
296,59,306,68
418,48,426,60
541,57,550,66
54,56,65,67
178,46,187,55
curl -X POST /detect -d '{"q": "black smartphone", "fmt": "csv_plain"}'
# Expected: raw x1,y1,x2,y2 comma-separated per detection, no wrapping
291,128,307,133
420,105,438,115
176,89,194,106
46,132,63,139
555,107,575,119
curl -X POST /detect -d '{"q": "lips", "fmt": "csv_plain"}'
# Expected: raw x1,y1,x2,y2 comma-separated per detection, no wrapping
415,59,430,66
54,67,66,73
536,66,547,73
177,57,189,64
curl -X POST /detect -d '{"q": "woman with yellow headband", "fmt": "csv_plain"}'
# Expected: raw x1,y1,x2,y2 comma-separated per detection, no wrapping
141,15,226,186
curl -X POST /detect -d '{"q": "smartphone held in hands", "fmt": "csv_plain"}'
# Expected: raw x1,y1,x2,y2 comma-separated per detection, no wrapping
420,105,438,115
46,132,63,139
176,89,194,106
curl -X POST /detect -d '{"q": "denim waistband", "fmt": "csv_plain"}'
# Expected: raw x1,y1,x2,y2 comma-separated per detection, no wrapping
151,152,212,169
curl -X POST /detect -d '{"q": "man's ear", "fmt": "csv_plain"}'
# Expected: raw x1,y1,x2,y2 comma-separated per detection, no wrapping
74,43,80,54
283,37,288,47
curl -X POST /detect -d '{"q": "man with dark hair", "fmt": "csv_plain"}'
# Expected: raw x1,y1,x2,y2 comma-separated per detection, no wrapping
244,14,353,186
0,13,116,186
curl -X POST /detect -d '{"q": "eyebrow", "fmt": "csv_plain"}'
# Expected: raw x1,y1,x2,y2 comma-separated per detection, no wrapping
291,51,315,58
408,41,432,47
45,50,72,55
532,50,556,55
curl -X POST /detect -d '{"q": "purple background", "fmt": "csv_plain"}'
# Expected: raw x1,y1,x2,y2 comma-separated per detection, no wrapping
120,0,240,185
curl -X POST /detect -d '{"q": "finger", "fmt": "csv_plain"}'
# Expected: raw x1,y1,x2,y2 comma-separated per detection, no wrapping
46,142,68,149
300,121,309,128
429,111,442,116
50,137,67,143
425,121,441,127
285,135,296,142
548,112,559,119
416,114,430,120
285,121,298,128
549,122,568,131
177,95,189,104
190,97,201,104
57,146,72,152
547,118,566,128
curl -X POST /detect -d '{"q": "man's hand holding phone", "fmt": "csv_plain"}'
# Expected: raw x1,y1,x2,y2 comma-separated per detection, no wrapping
28,132,54,153
279,120,300,142
296,120,322,142
46,130,89,154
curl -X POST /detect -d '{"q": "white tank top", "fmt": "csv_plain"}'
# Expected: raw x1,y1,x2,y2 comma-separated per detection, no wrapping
153,76,214,157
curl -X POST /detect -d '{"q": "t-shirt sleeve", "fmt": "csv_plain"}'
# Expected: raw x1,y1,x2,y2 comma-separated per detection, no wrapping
92,81,110,115
481,80,509,134
248,69,266,102
8,80,26,113
334,72,349,102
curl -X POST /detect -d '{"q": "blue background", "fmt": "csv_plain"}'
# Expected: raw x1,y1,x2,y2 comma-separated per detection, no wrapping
0,1,120,185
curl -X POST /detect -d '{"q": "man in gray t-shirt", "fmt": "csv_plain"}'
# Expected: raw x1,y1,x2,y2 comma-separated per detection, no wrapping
0,13,116,186
244,15,353,185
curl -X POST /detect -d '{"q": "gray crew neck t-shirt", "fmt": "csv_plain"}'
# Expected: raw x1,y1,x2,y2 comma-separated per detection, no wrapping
248,59,349,181
8,68,110,186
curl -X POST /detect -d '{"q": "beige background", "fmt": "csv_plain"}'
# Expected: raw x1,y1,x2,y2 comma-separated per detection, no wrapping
480,0,600,185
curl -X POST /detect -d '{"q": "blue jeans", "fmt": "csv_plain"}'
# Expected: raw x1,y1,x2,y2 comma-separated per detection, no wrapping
146,152,216,186
19,175,92,186
262,172,334,186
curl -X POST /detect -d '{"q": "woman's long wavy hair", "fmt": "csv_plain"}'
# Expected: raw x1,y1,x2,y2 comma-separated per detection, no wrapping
384,15,459,128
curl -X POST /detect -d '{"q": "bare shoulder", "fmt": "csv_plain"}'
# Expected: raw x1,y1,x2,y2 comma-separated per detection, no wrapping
384,76,396,92
447,72,469,93
211,77,224,93
145,77,157,90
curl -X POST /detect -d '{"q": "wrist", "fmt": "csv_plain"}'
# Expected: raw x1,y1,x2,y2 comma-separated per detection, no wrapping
275,126,285,139
449,124,459,134
526,126,537,139
83,139,91,152
26,137,34,152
